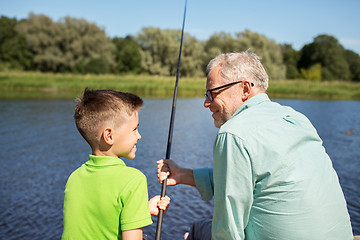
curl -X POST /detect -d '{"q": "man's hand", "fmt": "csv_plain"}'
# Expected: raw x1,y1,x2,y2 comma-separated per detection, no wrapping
157,159,196,186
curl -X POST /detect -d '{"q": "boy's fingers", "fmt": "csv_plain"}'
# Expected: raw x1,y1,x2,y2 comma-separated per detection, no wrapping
157,196,171,209
158,203,169,210
161,196,171,201
158,204,166,210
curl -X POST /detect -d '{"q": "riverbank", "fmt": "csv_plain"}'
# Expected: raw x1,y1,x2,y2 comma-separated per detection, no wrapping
0,71,359,100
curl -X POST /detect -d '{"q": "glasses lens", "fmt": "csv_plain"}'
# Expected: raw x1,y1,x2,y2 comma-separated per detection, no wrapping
205,91,212,101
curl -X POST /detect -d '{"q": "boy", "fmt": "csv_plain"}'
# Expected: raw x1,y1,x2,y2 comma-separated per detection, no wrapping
62,88,170,240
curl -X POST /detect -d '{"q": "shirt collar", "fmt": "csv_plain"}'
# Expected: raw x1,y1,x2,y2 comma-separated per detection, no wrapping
86,155,126,167
230,93,270,120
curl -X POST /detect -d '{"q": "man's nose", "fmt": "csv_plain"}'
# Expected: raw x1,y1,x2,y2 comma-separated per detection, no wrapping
204,97,211,108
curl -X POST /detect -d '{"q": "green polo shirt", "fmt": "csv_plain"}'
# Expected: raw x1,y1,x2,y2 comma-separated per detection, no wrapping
194,93,352,240
62,155,153,240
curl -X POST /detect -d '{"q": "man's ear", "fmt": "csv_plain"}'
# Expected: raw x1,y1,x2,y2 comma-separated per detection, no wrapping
241,81,252,101
102,127,114,145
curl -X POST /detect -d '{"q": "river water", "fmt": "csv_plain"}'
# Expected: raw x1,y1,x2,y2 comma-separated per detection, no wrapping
0,98,359,239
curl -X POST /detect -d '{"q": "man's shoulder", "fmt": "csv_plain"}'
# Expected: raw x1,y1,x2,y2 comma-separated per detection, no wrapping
219,100,297,137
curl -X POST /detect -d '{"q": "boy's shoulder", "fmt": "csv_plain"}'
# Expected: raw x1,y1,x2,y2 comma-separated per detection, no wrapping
65,163,148,195
122,165,147,180
66,160,146,183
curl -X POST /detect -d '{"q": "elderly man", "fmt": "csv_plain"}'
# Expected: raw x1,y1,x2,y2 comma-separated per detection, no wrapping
157,51,353,240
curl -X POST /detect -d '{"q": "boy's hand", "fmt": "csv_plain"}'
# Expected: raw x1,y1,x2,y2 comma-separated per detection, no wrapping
148,195,171,216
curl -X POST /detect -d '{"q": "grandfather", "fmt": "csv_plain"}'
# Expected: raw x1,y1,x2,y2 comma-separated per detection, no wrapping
157,51,353,239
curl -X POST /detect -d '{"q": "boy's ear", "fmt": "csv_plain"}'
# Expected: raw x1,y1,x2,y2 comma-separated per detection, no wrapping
102,127,114,145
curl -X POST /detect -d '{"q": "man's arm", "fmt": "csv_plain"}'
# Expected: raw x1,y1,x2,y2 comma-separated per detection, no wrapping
157,159,214,201
212,133,253,240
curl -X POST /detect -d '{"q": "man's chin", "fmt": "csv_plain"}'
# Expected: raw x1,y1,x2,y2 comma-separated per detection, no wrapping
213,116,228,128
214,119,222,128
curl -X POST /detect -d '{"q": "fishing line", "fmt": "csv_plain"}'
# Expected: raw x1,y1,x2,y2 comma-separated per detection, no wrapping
155,0,188,239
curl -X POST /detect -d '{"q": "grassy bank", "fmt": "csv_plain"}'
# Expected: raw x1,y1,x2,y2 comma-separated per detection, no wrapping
0,71,205,99
0,71,360,100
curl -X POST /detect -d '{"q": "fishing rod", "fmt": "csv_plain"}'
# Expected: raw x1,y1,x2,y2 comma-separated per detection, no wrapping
155,0,188,239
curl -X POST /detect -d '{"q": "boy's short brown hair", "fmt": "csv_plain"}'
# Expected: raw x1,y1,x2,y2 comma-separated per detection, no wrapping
74,88,143,147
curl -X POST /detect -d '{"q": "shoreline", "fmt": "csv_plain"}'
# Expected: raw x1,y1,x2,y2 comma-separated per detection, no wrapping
1,71,359,100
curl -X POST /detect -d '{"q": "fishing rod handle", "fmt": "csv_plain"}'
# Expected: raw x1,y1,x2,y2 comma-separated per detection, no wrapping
155,178,167,240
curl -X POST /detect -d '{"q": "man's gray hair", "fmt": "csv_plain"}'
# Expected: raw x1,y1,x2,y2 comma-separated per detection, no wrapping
206,51,269,91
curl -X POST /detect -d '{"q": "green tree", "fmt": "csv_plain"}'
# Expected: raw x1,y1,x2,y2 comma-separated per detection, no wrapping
0,16,33,70
61,16,116,73
238,30,286,80
138,27,181,75
202,32,238,72
280,44,301,79
112,35,142,73
300,63,322,81
179,34,204,77
298,35,350,81
203,30,286,80
204,32,238,53
137,27,203,76
345,50,360,81
16,13,115,73
16,14,64,71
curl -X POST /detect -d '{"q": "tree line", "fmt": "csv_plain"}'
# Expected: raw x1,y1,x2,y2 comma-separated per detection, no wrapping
1,14,360,81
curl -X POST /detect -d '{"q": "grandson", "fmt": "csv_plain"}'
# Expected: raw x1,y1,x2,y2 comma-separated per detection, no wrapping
62,88,170,240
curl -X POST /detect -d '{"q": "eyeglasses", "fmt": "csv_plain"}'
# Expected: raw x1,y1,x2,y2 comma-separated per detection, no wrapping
204,81,254,102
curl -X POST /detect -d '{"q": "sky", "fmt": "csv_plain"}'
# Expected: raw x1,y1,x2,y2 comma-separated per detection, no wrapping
2,0,360,54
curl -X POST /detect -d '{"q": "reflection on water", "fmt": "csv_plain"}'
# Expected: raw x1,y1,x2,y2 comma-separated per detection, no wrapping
0,98,359,239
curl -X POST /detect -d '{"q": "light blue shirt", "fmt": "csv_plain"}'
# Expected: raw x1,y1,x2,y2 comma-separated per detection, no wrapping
194,93,352,240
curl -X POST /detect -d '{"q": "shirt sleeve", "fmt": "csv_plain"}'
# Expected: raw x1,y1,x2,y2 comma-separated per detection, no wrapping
120,173,153,231
212,132,254,240
193,168,214,201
